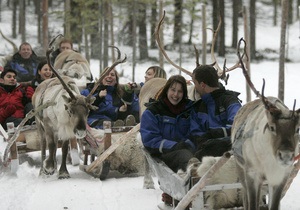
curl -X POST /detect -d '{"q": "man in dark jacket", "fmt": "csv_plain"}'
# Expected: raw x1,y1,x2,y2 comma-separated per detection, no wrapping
4,42,40,82
190,65,242,161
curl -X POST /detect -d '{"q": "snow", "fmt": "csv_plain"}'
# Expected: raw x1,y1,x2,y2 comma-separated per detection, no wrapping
1,2,300,210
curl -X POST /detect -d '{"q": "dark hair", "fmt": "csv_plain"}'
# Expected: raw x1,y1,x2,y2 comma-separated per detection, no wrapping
193,65,219,87
35,60,52,82
19,42,32,51
1,68,17,79
157,75,188,100
59,38,73,49
146,66,167,79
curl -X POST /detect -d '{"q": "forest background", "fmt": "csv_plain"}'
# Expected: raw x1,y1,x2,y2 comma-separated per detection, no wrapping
1,0,300,102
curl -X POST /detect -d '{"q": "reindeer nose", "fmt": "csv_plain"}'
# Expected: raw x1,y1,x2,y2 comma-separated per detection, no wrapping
277,150,294,166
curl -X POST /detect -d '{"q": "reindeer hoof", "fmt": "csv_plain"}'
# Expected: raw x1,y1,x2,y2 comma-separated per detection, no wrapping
99,160,110,180
58,172,70,179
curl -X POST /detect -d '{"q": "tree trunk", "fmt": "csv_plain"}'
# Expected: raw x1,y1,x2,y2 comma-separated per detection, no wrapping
218,0,225,56
173,0,182,44
232,0,241,48
278,0,289,101
103,2,109,69
250,0,256,59
132,0,137,81
288,0,293,24
138,2,148,60
150,1,157,49
109,4,115,62
188,0,196,45
12,0,17,38
42,0,48,53
64,0,71,38
212,0,219,52
273,0,278,26
243,6,251,102
202,4,207,65
19,0,26,42
158,0,164,70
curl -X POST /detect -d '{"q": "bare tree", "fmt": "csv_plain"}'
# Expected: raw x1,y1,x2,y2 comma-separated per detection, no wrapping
173,0,182,44
250,0,256,59
19,0,26,42
232,0,242,48
12,0,17,38
218,0,225,56
278,0,289,101
138,2,148,60
42,0,48,53
150,1,157,49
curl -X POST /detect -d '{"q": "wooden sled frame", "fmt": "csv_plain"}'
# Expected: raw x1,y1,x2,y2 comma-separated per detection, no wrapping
143,148,300,210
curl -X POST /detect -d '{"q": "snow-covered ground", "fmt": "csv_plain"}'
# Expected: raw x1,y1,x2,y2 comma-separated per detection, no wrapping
1,2,300,210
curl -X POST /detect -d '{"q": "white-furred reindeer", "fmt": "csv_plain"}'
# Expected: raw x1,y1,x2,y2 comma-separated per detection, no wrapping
54,49,93,90
231,38,300,209
32,49,96,179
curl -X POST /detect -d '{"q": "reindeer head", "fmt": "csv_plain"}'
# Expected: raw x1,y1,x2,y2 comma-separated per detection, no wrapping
237,38,300,166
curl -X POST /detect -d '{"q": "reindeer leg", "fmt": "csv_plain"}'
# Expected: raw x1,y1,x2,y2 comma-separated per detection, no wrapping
43,132,57,175
69,137,80,166
244,171,261,210
58,140,70,179
143,157,154,189
269,178,287,210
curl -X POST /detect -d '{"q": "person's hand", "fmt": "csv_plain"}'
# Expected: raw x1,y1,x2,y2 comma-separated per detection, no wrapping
99,89,107,98
119,102,127,112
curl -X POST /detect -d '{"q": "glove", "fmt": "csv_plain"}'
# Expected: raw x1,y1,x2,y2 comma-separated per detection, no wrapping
171,141,195,152
190,134,211,150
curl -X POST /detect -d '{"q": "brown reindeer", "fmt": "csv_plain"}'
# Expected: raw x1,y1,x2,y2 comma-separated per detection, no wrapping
231,38,300,209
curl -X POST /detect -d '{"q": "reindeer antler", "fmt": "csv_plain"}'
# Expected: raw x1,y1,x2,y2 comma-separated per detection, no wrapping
238,38,281,115
210,16,242,84
155,10,193,77
46,48,77,100
87,46,127,98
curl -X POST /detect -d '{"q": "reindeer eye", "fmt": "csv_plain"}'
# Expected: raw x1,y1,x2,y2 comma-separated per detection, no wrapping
269,125,275,132
296,128,300,133
74,73,79,79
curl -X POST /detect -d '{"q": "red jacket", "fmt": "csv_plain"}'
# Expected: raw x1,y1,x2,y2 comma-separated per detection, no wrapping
0,83,34,123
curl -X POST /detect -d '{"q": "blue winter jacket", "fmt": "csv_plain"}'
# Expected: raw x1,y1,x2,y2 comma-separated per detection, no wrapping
140,98,195,155
81,84,139,129
4,52,40,82
190,88,242,138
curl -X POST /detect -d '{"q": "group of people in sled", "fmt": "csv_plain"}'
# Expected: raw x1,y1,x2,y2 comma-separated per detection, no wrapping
140,64,242,206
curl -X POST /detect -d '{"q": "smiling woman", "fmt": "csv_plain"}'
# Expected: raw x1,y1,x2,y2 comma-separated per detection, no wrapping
81,67,139,129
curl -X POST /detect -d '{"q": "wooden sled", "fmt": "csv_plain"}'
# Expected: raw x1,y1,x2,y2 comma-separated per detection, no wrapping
79,122,140,180
143,148,300,210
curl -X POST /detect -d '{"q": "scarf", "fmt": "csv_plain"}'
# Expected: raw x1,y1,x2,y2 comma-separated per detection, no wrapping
163,98,186,115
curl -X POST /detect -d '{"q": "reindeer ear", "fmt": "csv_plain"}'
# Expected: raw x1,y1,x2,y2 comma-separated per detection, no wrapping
87,96,96,104
62,94,71,103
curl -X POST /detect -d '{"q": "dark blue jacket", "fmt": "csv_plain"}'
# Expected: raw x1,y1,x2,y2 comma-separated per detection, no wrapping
81,84,138,129
4,52,40,82
190,88,242,138
140,98,195,155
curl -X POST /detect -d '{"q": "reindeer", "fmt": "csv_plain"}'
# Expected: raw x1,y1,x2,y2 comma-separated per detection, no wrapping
32,48,98,179
53,49,93,91
231,38,300,209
